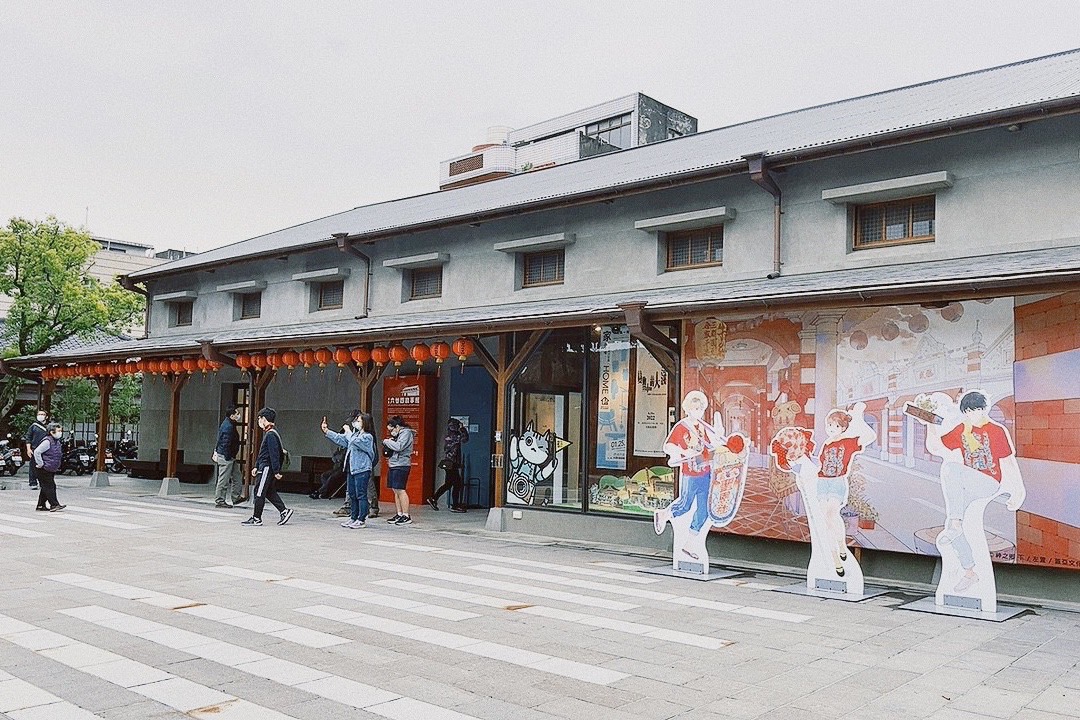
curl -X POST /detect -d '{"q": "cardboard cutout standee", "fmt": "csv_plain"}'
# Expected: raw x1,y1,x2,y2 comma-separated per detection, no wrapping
652,390,749,576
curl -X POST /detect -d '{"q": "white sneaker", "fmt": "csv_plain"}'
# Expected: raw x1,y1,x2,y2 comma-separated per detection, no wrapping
348,519,367,529
340,519,354,528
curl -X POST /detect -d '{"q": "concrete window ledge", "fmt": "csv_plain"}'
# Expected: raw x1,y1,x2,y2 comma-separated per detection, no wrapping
493,233,575,253
822,171,953,204
383,252,450,270
634,206,735,233
215,280,267,294
291,267,351,282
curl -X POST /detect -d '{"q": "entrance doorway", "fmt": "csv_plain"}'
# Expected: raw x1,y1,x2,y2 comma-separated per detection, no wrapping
449,366,495,508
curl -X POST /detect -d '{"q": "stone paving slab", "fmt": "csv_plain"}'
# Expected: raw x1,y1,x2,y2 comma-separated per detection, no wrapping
0,478,1078,719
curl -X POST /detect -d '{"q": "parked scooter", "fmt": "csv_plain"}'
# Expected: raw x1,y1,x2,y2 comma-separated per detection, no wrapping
0,434,24,476
87,436,122,473
115,433,137,468
60,437,93,476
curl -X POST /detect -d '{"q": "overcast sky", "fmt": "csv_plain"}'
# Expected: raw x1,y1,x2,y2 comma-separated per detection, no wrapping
2,1,1079,253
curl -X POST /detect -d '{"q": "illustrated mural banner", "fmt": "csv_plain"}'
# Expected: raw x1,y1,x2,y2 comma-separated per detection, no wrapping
673,296,1080,574
595,325,630,470
634,345,669,457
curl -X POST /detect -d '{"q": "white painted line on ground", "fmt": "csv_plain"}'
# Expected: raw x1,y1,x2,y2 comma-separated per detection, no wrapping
373,577,732,649
296,604,630,685
0,612,298,719
88,504,231,523
59,606,483,719
16,501,129,517
365,539,663,584
45,573,350,649
202,566,480,622
372,578,520,609
50,514,149,530
0,524,51,538
104,497,236,518
0,513,46,525
343,558,639,612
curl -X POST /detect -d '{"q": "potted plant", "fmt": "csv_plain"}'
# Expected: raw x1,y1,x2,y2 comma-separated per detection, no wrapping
845,463,879,531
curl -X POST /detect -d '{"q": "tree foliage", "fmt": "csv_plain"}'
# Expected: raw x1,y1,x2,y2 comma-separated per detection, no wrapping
0,216,145,423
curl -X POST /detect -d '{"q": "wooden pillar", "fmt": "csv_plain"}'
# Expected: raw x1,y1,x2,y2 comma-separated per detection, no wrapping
241,368,276,499
474,331,548,508
39,380,58,415
350,362,384,414
164,373,190,478
94,376,117,472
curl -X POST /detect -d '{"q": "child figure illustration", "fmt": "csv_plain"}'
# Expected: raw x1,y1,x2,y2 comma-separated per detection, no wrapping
909,390,1025,612
654,390,749,573
770,402,874,595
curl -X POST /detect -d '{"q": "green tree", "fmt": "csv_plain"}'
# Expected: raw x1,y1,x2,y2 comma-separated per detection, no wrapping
0,216,144,423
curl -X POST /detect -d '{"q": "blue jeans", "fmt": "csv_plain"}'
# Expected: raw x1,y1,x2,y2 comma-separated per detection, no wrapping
669,471,710,533
348,470,372,522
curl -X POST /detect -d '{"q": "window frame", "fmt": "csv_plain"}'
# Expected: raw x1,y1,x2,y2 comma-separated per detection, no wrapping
171,300,193,327
409,266,443,300
522,249,565,288
664,225,724,271
853,195,936,250
316,279,344,311
238,291,262,320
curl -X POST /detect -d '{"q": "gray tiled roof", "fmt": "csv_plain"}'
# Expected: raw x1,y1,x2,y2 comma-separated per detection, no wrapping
130,48,1080,281
20,244,1080,365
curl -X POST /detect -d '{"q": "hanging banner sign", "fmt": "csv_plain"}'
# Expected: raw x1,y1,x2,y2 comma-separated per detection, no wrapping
634,345,669,457
595,325,631,469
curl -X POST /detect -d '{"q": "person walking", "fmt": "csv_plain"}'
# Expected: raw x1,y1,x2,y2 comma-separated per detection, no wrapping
32,422,66,512
241,408,293,527
212,405,243,508
24,408,48,491
322,412,376,528
427,418,469,512
382,416,415,525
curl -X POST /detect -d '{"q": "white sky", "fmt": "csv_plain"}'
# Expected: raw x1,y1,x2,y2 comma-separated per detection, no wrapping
2,1,1079,253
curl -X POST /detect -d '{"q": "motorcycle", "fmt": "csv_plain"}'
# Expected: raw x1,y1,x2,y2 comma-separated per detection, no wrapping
61,438,93,476
115,433,138,470
0,434,24,476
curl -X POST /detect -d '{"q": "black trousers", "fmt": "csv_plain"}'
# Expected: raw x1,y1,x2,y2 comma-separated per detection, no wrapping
36,470,59,509
253,468,286,519
28,460,38,486
432,466,464,507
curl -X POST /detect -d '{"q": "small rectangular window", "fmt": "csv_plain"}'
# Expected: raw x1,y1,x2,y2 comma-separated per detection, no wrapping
239,292,261,319
410,267,443,300
523,249,565,287
317,280,344,310
854,196,935,249
172,301,193,327
666,226,723,270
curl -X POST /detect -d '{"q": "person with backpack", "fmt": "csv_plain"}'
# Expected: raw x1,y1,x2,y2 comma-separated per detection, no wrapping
310,445,346,499
241,407,293,527
382,416,415,525
321,412,376,528
427,418,470,512
32,422,66,512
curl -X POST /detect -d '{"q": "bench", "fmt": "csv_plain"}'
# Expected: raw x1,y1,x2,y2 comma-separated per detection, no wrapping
124,450,213,484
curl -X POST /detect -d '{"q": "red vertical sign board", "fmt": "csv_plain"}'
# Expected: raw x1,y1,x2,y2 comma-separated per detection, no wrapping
381,375,436,505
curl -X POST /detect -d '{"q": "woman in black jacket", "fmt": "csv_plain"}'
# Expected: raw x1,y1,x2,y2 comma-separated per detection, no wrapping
427,418,469,512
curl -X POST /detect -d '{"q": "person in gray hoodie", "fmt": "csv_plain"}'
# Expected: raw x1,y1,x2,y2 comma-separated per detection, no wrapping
382,416,415,525
321,412,376,528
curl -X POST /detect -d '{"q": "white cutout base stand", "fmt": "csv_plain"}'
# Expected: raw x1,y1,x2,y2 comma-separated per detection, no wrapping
89,471,110,488
158,477,181,496
646,510,741,581
897,596,1027,622
641,565,741,581
774,578,889,602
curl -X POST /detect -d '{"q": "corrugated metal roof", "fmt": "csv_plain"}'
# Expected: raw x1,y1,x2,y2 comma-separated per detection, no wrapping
24,244,1080,365
130,49,1080,281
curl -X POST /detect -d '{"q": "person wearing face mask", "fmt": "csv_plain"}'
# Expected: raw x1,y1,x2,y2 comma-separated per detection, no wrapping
24,408,49,491
321,412,377,528
382,416,415,525
32,423,66,512
241,408,293,527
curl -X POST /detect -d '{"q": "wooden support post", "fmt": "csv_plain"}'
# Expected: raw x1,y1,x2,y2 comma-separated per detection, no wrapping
164,373,190,479
349,362,385,413
39,380,57,415
89,375,117,487
619,301,679,377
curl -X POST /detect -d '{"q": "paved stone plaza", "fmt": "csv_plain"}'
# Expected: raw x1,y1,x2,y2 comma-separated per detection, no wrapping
1,476,1078,720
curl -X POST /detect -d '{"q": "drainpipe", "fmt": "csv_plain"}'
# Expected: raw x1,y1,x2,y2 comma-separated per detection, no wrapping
744,153,783,279
119,274,151,337
333,233,371,318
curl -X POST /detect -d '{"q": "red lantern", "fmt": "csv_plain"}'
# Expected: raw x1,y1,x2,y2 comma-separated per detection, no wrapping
351,347,371,365
208,360,224,373
41,368,51,381
136,359,147,374
197,358,209,374
314,347,332,368
235,353,251,372
299,349,315,369
250,352,266,371
97,363,110,376
333,347,351,368
182,358,198,374
431,341,450,365
267,351,282,370
411,342,431,375
170,359,184,374
452,337,475,362
281,350,300,370
389,344,408,367
371,346,389,367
